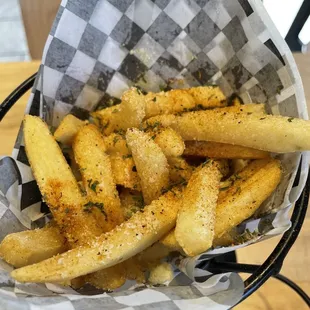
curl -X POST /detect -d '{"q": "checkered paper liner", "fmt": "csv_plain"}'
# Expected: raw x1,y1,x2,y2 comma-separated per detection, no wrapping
0,0,309,308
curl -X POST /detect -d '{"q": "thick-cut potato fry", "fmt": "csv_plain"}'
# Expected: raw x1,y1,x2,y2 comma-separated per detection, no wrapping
92,88,146,135
146,108,310,152
175,161,222,256
11,189,182,283
160,230,182,252
184,141,270,159
126,128,169,204
168,157,193,184
119,189,144,219
215,158,281,238
103,127,184,158
110,155,141,191
0,222,67,268
73,124,124,232
103,132,128,155
187,86,226,108
144,104,266,129
23,115,104,245
54,114,88,145
148,262,174,285
151,127,185,157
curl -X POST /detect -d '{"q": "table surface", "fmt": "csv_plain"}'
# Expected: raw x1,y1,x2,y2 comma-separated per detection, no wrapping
0,57,309,309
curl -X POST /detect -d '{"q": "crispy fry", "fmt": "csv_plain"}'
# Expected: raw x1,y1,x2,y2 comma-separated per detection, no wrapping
146,108,310,153
160,230,182,252
102,132,128,155
126,128,169,204
23,115,104,245
110,155,141,191
92,88,146,135
144,89,195,117
187,86,226,108
148,262,174,285
54,114,88,145
168,156,193,184
0,222,67,268
73,124,124,232
11,190,182,283
215,158,282,238
184,141,270,159
152,127,185,157
175,161,222,256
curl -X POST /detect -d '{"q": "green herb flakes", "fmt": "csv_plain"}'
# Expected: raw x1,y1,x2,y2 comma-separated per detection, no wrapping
84,201,107,218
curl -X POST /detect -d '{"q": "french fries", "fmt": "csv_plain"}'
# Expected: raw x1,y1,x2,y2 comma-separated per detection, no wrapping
175,161,222,256
0,222,67,268
93,87,227,129
7,84,303,289
151,127,185,157
92,88,146,135
184,141,269,159
168,156,193,184
146,108,310,152
110,155,142,191
73,124,124,232
23,115,104,245
54,114,88,145
11,189,183,283
215,158,281,238
126,128,169,204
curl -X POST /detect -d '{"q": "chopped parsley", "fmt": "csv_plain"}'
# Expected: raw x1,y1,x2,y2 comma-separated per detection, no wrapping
84,201,107,218
152,97,157,102
202,158,211,167
174,165,184,171
288,117,294,122
65,208,70,214
220,186,230,191
132,194,144,208
113,135,120,145
112,109,119,113
88,179,100,193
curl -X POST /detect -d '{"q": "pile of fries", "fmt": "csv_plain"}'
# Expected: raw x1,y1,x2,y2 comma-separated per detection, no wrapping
1,85,310,289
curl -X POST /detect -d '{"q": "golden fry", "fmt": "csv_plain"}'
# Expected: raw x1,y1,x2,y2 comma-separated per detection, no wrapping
54,114,88,145
175,161,222,256
184,141,270,159
110,155,141,191
92,88,146,135
152,127,185,157
146,108,310,152
215,158,282,238
0,222,67,268
11,190,182,283
126,128,169,204
168,156,193,184
23,115,103,245
73,124,124,232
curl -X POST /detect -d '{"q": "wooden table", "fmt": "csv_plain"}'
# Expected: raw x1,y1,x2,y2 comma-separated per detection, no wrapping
0,57,309,309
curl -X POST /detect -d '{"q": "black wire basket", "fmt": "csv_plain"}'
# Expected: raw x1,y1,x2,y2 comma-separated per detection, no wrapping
0,74,309,306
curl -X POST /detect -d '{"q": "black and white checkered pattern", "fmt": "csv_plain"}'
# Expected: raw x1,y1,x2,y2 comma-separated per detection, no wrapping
0,0,308,308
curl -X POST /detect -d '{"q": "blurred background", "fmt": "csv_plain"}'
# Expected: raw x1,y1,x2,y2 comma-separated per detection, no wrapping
0,0,309,61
